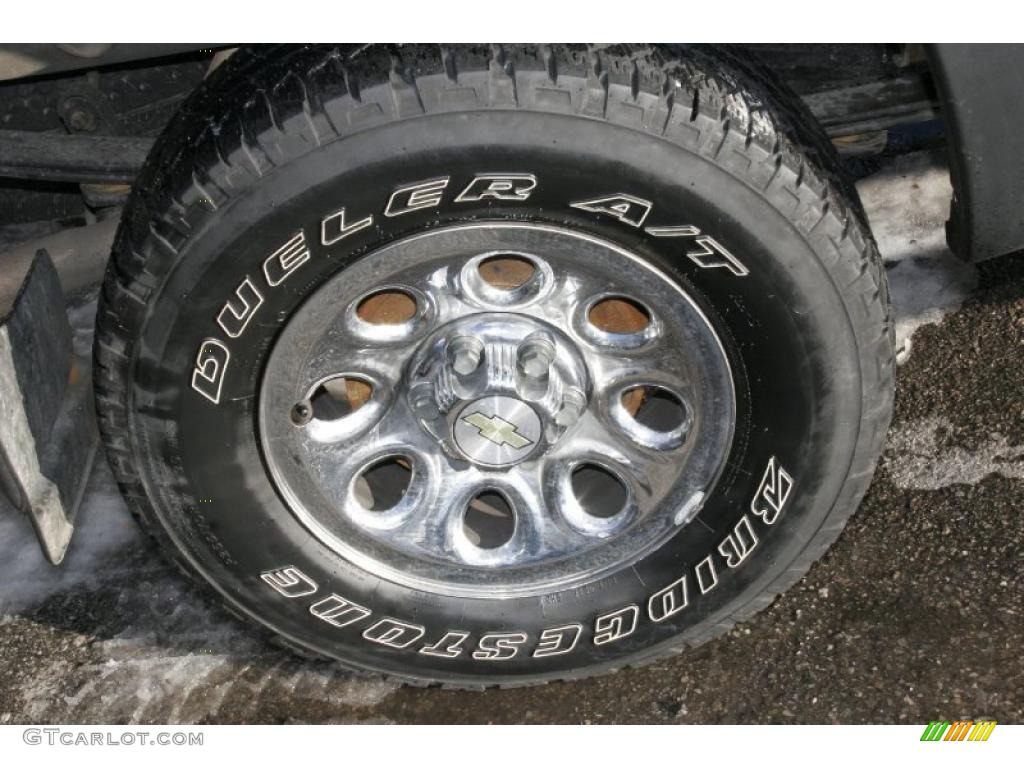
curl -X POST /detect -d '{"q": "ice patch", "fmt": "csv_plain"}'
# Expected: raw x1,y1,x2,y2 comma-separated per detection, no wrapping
2,456,399,722
19,634,400,723
886,417,1024,490
0,463,144,612
857,153,978,363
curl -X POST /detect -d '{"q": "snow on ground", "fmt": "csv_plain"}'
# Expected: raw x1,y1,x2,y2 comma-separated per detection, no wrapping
0,465,141,613
855,153,1022,493
857,152,978,364
885,417,1024,491
0,462,399,722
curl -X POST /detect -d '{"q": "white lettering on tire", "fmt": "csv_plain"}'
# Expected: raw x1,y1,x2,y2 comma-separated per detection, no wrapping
321,207,374,246
718,514,760,568
570,193,652,228
419,631,470,659
216,276,263,338
362,618,427,649
261,459,796,658
593,605,639,645
260,565,318,598
695,554,719,595
310,594,372,628
751,456,794,525
648,575,689,622
190,338,230,404
384,177,449,217
532,624,583,658
262,232,310,287
196,173,747,409
472,632,528,661
455,173,537,202
685,236,749,277
646,225,748,277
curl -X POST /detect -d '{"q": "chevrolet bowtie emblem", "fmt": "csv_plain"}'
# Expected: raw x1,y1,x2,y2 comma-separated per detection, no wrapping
460,411,534,449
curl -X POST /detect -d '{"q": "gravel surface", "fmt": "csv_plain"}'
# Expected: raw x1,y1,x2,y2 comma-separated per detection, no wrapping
0,153,1020,724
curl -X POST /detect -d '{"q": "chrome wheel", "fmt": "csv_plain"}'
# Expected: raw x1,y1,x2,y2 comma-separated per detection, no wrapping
258,223,735,597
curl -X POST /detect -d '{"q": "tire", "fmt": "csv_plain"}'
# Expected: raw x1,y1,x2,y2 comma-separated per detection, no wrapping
94,44,894,688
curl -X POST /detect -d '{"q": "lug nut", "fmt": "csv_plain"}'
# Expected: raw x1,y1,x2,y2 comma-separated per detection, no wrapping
449,336,483,376
555,390,586,428
518,337,555,379
411,384,438,417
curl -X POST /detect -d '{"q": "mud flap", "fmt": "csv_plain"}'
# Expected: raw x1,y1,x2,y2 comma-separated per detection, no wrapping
0,248,97,564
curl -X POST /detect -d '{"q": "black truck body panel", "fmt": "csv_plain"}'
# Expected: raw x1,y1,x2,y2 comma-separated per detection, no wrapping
929,43,1024,262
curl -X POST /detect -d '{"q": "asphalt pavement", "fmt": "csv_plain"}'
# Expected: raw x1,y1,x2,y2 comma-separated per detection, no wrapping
0,151,1020,724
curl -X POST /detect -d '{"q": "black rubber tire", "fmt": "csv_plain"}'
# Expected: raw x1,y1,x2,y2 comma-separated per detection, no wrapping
93,44,894,688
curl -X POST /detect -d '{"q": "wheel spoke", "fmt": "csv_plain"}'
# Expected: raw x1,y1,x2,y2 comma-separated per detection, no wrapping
301,336,410,394
550,409,681,506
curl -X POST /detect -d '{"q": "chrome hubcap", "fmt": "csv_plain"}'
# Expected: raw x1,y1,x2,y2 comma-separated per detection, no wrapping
258,223,735,598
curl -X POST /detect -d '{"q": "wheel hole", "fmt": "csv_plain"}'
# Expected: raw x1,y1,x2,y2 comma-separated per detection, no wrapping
356,289,417,324
463,491,515,549
621,386,687,431
477,254,536,290
305,377,373,421
571,464,628,519
588,296,651,334
354,457,412,512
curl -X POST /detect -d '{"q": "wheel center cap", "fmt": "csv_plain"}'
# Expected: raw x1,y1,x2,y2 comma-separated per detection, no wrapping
405,312,590,467
454,396,542,467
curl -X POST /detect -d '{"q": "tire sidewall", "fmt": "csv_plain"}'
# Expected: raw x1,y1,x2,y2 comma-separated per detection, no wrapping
129,110,864,683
